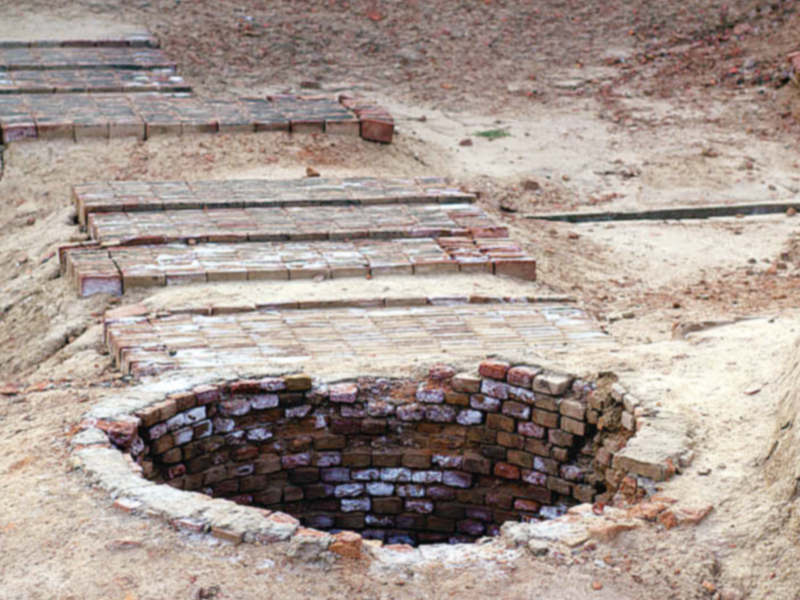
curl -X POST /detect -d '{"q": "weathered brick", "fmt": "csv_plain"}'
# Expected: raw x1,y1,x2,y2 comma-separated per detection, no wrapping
518,421,545,438
366,482,394,496
532,409,559,429
507,450,534,469
284,373,312,391
479,359,510,380
493,462,520,479
416,386,445,404
534,456,559,475
546,476,572,496
486,413,515,433
514,499,541,514
559,399,586,421
425,405,456,423
533,372,574,396
470,395,501,413
561,417,586,436
452,373,482,393
442,470,472,488
462,453,491,475
456,409,483,425
481,379,509,400
321,467,351,482
502,401,530,420
340,498,370,512
329,383,359,403
402,451,432,469
372,497,404,514
548,429,574,447
521,469,547,486
405,499,434,514
507,366,541,389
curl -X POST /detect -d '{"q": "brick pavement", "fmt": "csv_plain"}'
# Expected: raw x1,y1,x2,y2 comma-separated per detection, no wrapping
0,46,175,70
103,300,607,376
72,177,476,225
0,94,386,143
85,203,507,246
0,68,190,94
0,33,157,49
62,237,535,296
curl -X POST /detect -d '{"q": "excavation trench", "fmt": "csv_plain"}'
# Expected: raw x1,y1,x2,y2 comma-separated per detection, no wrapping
127,363,636,547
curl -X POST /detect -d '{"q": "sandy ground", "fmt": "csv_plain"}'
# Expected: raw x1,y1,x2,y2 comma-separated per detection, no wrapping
3,1,800,599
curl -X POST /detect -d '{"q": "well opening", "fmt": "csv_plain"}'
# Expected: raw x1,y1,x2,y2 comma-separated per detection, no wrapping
130,362,633,546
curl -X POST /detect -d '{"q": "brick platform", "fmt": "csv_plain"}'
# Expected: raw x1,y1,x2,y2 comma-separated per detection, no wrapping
72,177,476,226
0,68,190,94
85,204,507,246
0,94,377,143
103,300,607,376
0,47,176,71
62,238,535,296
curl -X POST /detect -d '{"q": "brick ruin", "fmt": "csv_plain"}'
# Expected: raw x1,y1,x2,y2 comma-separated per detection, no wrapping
121,361,637,546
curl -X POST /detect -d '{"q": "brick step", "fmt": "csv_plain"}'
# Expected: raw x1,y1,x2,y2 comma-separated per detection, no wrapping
72,177,476,226
61,238,536,296
0,47,175,71
0,94,390,144
102,300,607,376
85,204,506,246
0,68,190,94
0,33,158,49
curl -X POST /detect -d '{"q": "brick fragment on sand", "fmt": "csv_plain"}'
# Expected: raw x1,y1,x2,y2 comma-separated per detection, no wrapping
330,531,365,559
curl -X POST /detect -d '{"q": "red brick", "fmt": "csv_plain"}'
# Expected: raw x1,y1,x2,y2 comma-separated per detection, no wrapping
479,359,510,380
507,366,540,389
493,462,520,480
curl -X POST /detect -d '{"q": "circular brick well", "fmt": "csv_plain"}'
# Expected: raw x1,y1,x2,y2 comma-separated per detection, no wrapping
130,362,634,546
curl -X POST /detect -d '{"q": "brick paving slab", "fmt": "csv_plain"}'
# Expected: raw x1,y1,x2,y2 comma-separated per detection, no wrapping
0,47,175,71
86,204,507,246
72,177,476,225
0,94,366,143
103,301,608,376
62,237,535,296
0,33,157,49
0,68,190,94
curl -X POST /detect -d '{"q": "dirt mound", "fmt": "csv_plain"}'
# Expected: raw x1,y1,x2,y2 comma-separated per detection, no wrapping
765,334,800,520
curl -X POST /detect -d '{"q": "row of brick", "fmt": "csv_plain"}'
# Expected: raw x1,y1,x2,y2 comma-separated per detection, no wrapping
103,302,607,376
62,237,535,296
0,34,157,49
84,203,506,246
0,93,394,144
0,68,190,94
71,177,476,225
0,46,175,70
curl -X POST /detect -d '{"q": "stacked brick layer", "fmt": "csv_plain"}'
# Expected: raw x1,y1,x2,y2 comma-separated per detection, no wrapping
0,94,368,143
104,301,607,376
131,365,622,545
63,238,535,296
0,68,190,94
0,34,158,49
72,177,476,225
0,47,175,70
85,203,506,246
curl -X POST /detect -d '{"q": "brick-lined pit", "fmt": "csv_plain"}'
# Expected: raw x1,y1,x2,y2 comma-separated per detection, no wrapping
123,362,636,546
